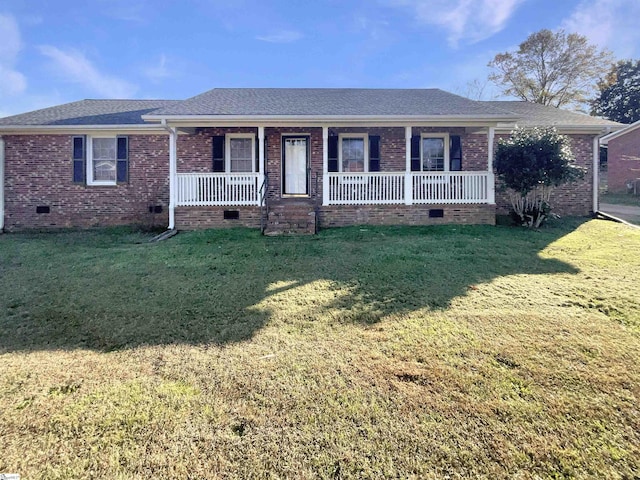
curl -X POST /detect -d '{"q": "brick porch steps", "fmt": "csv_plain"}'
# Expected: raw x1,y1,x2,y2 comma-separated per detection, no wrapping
264,199,317,235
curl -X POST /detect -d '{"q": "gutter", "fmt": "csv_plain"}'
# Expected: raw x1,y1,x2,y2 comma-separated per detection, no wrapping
0,136,4,232
0,124,167,135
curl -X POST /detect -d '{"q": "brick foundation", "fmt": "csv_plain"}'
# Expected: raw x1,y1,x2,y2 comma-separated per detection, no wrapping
319,204,495,227
175,206,262,230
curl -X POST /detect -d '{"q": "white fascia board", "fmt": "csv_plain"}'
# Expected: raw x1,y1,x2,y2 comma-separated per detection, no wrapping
599,120,640,144
494,124,623,135
0,124,167,135
142,114,517,127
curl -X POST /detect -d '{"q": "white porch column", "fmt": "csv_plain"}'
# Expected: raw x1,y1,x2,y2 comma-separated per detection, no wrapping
322,126,329,206
487,126,496,204
404,126,412,205
258,126,265,206
0,136,4,232
593,135,599,213
168,126,177,230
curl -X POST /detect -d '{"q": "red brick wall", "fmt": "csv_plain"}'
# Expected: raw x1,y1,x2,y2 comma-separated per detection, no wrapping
494,133,596,216
178,127,257,172
607,128,640,193
175,206,262,229
3,134,169,231
319,204,495,227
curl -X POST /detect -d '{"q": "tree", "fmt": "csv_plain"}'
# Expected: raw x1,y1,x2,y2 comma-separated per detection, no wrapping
488,29,612,110
495,127,585,228
591,59,640,124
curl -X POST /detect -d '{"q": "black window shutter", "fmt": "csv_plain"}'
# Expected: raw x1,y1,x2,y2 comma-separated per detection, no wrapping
72,136,85,183
410,135,421,171
450,135,462,171
255,136,260,172
328,135,338,172
116,136,128,183
212,135,225,172
369,135,380,172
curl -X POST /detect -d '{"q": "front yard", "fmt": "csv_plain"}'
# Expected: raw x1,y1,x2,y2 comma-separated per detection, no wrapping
1,220,639,478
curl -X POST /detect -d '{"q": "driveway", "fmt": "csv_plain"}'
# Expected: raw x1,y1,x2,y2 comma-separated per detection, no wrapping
600,203,640,226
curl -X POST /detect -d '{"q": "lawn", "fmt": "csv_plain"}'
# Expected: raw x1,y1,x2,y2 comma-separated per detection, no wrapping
1,220,639,479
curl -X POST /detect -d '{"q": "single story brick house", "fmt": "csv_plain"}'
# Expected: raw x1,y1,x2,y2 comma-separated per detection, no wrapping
0,88,622,233
600,119,640,194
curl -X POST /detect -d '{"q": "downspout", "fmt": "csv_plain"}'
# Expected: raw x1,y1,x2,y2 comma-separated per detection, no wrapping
0,136,4,232
593,135,599,214
161,120,177,230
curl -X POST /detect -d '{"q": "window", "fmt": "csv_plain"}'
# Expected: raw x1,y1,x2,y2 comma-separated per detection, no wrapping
339,134,368,172
226,134,255,173
420,134,450,172
88,137,117,185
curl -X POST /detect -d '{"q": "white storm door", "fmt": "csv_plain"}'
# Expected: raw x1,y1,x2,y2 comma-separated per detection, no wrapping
284,137,308,195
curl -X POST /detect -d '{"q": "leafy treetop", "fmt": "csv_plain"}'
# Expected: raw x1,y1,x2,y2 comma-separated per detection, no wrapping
591,59,640,124
488,29,612,110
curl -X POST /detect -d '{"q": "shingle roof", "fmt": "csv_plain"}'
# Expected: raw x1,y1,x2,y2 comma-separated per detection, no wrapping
147,88,515,117
0,99,180,126
482,101,621,127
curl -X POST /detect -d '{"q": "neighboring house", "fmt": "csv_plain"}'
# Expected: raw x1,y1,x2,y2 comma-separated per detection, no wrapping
600,120,640,194
0,88,623,233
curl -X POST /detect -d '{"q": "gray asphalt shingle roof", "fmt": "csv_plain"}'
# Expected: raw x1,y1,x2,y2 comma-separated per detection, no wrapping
146,88,514,117
482,101,621,127
0,90,622,128
0,99,180,126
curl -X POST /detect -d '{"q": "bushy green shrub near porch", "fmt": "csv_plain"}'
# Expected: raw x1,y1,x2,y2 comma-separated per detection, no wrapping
495,127,585,228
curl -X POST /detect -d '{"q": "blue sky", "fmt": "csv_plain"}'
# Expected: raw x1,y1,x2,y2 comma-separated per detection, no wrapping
1,0,639,117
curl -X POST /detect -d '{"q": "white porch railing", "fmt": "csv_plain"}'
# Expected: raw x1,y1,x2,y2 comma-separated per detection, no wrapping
328,172,405,205
412,172,489,204
176,173,260,206
328,172,489,205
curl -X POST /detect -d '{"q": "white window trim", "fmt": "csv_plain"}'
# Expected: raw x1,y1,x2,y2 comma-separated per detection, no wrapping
225,133,256,174
420,133,450,173
87,135,117,186
338,133,369,173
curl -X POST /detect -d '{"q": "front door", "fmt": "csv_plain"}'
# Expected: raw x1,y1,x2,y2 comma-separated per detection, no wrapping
282,136,308,195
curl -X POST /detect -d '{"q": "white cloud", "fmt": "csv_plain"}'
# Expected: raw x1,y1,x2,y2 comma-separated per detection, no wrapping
387,0,524,47
561,0,640,59
0,13,27,96
38,45,137,98
256,30,303,43
143,54,171,82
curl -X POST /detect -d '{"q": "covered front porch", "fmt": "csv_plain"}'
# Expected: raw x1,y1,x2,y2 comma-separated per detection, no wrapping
165,124,498,231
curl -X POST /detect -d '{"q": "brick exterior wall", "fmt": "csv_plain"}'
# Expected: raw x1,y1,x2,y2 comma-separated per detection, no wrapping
2,127,598,232
319,204,495,227
607,128,640,193
494,133,596,216
175,206,262,229
3,134,169,231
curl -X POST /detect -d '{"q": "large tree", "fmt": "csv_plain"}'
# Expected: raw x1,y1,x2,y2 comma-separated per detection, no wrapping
488,29,612,109
591,59,640,124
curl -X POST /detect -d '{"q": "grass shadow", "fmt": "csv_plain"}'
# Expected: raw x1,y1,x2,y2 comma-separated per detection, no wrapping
0,221,585,352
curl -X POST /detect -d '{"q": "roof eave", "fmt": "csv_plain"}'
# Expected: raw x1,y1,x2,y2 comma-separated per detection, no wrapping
141,113,518,126
0,124,168,134
600,120,640,144
495,123,625,134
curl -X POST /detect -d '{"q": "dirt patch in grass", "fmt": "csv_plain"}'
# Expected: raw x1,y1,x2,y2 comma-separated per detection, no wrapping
1,220,639,478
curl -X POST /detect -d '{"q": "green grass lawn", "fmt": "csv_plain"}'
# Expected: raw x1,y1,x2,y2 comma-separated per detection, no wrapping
601,191,640,207
1,220,639,479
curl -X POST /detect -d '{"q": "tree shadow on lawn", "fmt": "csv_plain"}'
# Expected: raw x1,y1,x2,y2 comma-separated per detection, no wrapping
0,221,583,352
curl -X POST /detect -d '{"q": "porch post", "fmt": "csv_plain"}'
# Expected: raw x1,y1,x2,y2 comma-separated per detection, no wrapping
487,126,496,204
404,126,412,205
168,126,177,230
258,126,265,206
322,126,329,206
